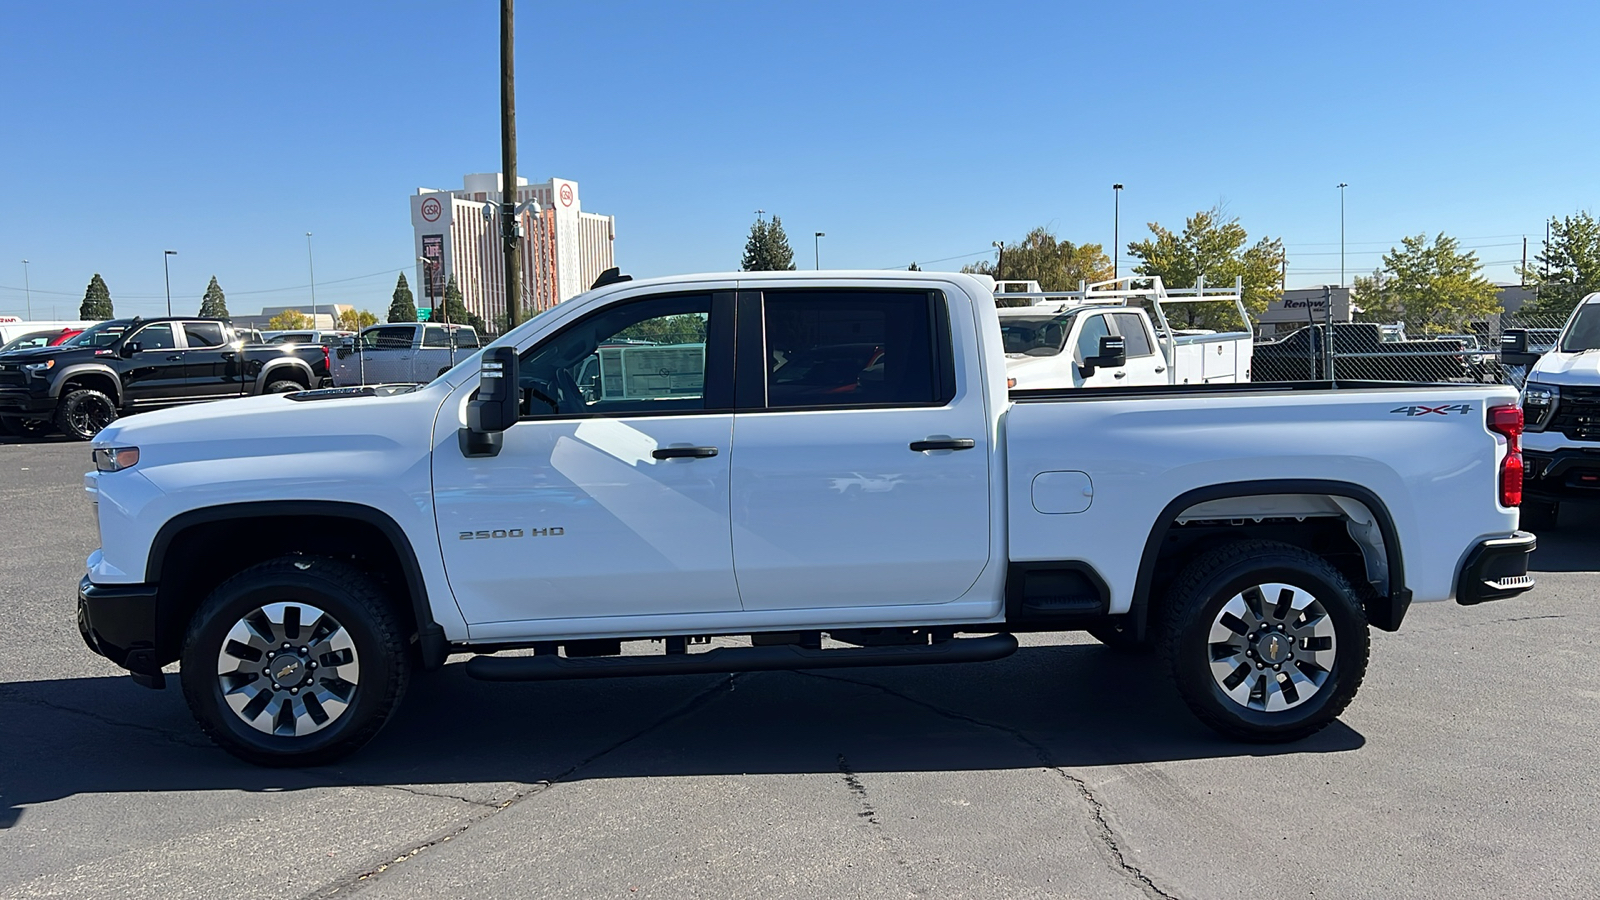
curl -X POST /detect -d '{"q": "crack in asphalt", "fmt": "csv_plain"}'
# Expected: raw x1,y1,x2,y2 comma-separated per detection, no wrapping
304,673,743,898
799,671,1179,900
0,685,213,749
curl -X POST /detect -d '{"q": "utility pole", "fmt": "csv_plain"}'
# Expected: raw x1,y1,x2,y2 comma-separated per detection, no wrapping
20,260,30,319
1522,236,1527,286
500,0,522,332
163,250,177,316
814,232,825,270
1337,183,1348,287
992,241,1004,280
1112,183,1123,279
306,232,318,328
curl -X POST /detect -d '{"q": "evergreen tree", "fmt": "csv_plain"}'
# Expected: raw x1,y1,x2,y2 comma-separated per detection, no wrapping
388,273,418,323
440,274,488,333
199,276,229,317
908,262,922,271
80,274,114,319
741,214,798,271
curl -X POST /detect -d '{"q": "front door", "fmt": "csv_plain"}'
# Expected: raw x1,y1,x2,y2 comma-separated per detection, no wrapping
729,288,992,611
434,291,740,628
119,322,189,403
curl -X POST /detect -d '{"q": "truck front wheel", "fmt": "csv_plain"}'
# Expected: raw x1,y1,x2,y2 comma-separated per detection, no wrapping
1159,540,1369,743
179,557,410,766
54,389,117,441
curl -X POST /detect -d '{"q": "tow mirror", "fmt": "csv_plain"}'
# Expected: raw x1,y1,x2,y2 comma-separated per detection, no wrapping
1080,335,1127,378
462,346,519,458
1500,329,1540,367
122,342,142,357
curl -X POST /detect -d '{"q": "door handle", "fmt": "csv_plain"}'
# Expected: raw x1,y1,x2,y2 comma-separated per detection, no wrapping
166,354,184,361
909,438,976,452
1113,371,1127,378
1154,366,1165,373
651,446,719,460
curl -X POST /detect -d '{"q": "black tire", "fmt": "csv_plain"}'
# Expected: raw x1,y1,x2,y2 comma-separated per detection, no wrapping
1522,499,1559,530
1159,540,1369,743
180,556,410,767
0,416,53,438
265,379,305,394
1085,621,1151,654
54,389,118,441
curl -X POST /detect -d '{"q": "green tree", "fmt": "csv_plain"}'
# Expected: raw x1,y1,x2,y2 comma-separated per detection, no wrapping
1522,212,1600,317
1126,207,1284,328
741,214,797,271
961,227,1112,295
337,308,380,331
907,262,921,271
267,309,312,330
79,273,114,319
616,314,708,344
198,276,229,317
387,273,418,323
1351,233,1501,333
440,274,488,333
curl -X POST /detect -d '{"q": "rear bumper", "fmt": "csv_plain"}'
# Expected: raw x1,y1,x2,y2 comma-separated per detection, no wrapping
1456,531,1537,606
77,576,166,687
1525,449,1600,500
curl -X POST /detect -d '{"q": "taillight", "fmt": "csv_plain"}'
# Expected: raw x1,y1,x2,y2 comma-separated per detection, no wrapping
322,345,331,371
1488,404,1523,507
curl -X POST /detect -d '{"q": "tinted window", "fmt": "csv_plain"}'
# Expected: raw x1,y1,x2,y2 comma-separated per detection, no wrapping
1112,313,1154,357
457,329,480,349
131,323,176,351
183,322,226,348
519,294,712,417
423,325,451,348
762,290,942,408
361,326,414,350
63,321,131,348
269,332,313,344
1075,315,1111,361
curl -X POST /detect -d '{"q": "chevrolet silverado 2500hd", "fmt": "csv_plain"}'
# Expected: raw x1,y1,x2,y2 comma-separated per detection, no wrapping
76,271,1536,765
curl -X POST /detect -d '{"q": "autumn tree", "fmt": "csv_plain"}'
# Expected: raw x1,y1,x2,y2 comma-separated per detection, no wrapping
267,309,312,330
741,215,797,271
387,273,418,323
1522,212,1600,317
198,276,229,317
1352,233,1501,333
80,274,114,319
337,309,380,331
1126,206,1285,328
962,227,1111,295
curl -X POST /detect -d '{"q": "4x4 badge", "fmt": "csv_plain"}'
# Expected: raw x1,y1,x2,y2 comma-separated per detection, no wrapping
1390,404,1471,417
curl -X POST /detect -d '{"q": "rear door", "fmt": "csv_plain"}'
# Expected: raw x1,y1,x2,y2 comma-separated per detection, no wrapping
177,321,242,396
728,287,992,611
352,325,416,384
1110,312,1166,385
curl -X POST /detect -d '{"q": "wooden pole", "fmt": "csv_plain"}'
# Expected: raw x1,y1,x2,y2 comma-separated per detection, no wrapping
500,0,522,332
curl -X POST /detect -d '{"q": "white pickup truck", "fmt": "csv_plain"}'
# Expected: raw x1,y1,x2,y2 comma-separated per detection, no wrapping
996,276,1252,390
77,270,1535,766
330,322,480,386
1503,291,1600,526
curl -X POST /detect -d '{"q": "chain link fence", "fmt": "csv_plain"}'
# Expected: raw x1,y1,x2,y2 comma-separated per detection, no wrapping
1251,309,1569,386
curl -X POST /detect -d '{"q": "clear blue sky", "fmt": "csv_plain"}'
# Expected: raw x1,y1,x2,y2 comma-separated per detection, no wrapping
2,0,1596,319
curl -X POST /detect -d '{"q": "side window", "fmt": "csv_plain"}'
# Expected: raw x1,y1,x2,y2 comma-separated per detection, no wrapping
1112,313,1154,357
1074,315,1111,361
362,326,413,350
457,329,480,349
423,325,451,348
131,323,176,351
761,290,946,408
183,322,226,348
518,294,713,417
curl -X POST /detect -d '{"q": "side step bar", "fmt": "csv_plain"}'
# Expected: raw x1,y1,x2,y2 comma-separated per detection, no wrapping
464,633,1019,682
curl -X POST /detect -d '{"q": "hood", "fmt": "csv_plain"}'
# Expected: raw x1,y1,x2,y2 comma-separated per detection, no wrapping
1527,351,1600,387
1004,352,1081,390
0,344,92,363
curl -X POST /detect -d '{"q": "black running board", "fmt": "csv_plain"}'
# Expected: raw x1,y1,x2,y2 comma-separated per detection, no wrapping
464,633,1018,682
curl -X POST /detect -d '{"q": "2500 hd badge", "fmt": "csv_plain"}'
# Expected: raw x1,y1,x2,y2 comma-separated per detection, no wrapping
458,527,565,539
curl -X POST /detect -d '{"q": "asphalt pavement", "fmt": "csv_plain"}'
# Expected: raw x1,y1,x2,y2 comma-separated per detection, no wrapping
2,431,1597,899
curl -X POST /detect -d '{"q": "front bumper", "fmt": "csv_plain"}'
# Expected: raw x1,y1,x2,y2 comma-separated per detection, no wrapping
77,576,166,688
0,386,55,418
1456,531,1537,606
1525,449,1600,501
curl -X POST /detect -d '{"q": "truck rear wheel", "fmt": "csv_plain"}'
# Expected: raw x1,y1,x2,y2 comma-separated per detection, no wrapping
265,379,305,394
1159,540,1368,743
179,556,409,766
54,389,117,441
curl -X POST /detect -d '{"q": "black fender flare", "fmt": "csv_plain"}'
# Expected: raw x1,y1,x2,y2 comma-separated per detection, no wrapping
252,358,316,394
49,364,123,403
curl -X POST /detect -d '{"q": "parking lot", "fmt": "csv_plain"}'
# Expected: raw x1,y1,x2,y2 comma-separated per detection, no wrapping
1,433,1597,900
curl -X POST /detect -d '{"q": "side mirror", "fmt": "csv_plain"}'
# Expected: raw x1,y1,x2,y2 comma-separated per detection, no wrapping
462,346,519,458
122,342,142,357
1079,335,1127,377
1501,329,1540,367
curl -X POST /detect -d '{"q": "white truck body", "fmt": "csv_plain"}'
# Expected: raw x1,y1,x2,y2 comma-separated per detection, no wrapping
77,270,1536,764
995,276,1253,390
1511,292,1600,519
330,322,480,386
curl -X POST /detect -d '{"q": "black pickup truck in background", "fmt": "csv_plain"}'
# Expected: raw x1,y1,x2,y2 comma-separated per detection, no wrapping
0,317,331,440
1253,322,1470,383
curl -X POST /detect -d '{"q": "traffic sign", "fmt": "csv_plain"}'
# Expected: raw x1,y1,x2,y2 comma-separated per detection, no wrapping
417,307,433,321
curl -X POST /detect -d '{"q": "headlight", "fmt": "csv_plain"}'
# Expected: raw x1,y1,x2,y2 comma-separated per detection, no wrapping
22,360,55,375
1522,383,1556,431
92,447,140,472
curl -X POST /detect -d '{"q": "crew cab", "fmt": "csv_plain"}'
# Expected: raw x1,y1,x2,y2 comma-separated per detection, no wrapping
330,322,480,387
0,317,332,440
1503,293,1600,526
76,271,1535,766
996,276,1252,390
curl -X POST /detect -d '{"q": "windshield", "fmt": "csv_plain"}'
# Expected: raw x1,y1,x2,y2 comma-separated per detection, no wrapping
999,314,1077,357
1560,305,1600,353
61,320,132,348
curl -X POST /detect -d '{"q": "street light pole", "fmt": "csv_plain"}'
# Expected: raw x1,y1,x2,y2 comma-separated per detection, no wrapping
163,250,177,316
1112,183,1123,279
814,232,825,270
1337,183,1348,287
20,260,30,319
306,232,319,328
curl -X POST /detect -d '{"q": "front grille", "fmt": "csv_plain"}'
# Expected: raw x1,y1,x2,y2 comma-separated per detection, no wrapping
1551,387,1600,441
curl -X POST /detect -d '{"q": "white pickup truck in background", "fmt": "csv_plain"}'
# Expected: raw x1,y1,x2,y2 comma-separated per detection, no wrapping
1504,291,1600,526
996,276,1253,390
77,270,1533,766
331,322,480,386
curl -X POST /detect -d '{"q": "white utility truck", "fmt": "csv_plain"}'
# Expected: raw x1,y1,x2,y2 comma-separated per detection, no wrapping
995,276,1252,390
77,270,1535,765
1503,291,1600,526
